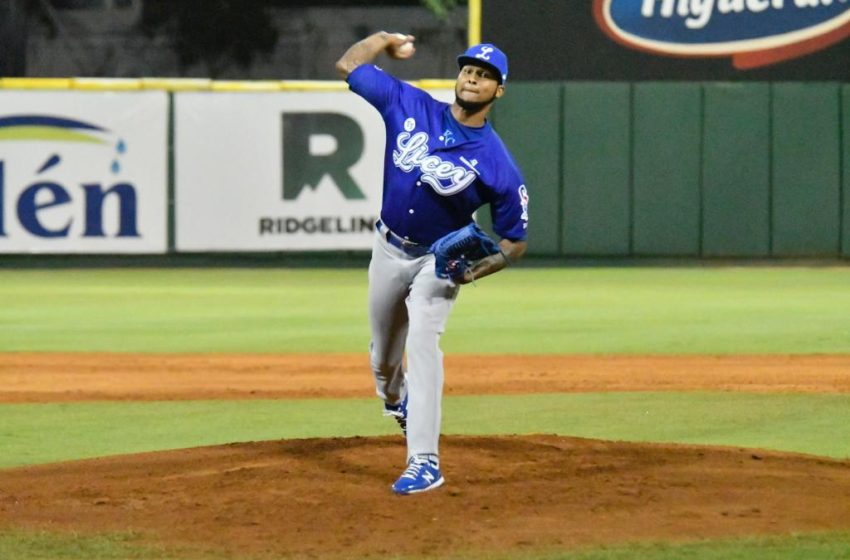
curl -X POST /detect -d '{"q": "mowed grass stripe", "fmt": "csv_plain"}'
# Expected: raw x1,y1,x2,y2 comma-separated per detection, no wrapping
2,525,850,560
0,267,849,353
2,392,849,469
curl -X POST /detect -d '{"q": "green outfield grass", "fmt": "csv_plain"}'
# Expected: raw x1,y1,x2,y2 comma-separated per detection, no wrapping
2,530,850,560
0,267,849,353
2,392,849,469
2,266,850,559
423,533,850,560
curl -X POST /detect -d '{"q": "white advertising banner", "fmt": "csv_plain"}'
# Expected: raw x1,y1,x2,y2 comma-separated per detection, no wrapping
0,91,168,253
175,88,453,251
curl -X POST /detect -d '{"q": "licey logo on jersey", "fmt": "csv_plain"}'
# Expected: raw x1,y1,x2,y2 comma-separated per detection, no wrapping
392,117,477,196
593,0,850,69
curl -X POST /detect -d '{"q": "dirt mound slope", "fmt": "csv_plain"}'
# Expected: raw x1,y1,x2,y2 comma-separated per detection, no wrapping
2,435,850,558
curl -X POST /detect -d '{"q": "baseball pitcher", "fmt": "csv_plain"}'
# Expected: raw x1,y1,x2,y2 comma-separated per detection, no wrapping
335,31,529,495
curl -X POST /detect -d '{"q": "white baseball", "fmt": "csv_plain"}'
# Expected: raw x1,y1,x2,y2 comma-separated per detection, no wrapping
392,33,414,55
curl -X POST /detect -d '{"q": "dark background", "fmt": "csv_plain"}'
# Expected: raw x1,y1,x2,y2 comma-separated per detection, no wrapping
481,0,850,81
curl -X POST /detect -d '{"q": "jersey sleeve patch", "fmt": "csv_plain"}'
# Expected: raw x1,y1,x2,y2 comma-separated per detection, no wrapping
491,182,528,241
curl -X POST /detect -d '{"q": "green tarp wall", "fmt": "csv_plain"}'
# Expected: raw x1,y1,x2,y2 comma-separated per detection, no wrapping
489,82,847,258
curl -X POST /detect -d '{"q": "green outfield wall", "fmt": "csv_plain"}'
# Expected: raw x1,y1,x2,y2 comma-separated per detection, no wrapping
490,81,848,259
1,79,846,261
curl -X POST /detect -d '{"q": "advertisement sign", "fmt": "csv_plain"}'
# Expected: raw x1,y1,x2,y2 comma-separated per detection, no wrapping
175,88,453,252
595,0,850,69
0,91,168,254
483,1,849,80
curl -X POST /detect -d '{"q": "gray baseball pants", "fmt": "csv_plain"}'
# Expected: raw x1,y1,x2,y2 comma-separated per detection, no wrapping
368,227,459,460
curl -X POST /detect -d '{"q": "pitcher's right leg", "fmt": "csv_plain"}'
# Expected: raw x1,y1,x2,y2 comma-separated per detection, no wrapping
368,232,412,406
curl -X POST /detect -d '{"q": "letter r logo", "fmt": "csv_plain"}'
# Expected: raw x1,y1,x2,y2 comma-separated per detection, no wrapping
282,112,366,200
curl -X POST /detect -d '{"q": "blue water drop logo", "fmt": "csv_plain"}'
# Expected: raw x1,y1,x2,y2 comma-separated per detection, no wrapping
111,138,127,175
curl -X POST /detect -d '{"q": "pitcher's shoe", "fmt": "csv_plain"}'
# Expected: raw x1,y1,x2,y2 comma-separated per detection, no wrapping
383,395,408,436
391,455,444,495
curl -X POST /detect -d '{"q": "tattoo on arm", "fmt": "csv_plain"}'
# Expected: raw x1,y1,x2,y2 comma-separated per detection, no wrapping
335,32,390,79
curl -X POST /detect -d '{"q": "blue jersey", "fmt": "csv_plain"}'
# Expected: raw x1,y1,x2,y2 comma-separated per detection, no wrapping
347,64,529,245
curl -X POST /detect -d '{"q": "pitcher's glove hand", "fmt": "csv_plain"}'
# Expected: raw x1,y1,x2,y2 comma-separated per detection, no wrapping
429,223,502,281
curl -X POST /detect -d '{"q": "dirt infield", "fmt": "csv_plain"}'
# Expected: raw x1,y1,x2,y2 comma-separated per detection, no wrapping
1,353,850,558
2,353,849,402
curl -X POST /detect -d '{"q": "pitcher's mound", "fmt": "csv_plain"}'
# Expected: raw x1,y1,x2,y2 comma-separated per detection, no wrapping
2,435,850,558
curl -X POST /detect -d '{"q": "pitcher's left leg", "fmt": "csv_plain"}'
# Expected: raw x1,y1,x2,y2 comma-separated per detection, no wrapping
403,266,459,461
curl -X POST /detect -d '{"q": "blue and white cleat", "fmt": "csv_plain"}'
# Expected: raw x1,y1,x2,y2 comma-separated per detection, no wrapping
391,456,444,495
383,395,408,436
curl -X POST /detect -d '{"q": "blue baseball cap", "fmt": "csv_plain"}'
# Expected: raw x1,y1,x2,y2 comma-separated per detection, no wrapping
457,43,508,84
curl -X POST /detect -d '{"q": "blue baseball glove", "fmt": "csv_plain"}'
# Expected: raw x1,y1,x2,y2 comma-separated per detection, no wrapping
429,223,502,281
